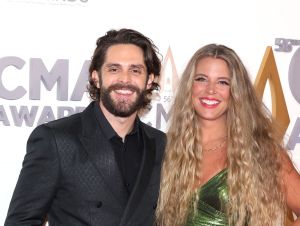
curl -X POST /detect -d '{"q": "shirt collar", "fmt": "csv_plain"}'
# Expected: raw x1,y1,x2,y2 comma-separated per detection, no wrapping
93,101,140,140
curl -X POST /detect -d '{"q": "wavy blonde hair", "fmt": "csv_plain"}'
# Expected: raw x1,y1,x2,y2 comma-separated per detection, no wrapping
156,44,286,226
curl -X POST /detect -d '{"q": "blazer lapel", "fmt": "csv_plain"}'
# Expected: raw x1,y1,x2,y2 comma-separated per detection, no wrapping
79,102,128,207
119,126,156,225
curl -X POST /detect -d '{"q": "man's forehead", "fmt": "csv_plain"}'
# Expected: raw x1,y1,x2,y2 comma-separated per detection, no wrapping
103,63,146,68
106,44,143,55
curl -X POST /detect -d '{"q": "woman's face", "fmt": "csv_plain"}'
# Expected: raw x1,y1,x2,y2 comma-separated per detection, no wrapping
192,57,231,123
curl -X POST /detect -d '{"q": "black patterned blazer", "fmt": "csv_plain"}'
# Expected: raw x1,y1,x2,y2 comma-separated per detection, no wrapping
5,101,166,226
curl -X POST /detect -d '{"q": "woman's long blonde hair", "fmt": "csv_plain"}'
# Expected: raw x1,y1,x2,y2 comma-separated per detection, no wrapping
156,44,285,226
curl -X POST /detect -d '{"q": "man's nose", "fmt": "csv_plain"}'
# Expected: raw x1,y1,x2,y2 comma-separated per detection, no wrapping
118,71,131,83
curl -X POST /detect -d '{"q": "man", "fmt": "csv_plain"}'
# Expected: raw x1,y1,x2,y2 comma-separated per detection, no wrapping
5,28,166,226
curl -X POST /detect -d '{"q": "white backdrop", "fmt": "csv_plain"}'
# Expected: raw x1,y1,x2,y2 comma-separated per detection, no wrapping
0,0,300,224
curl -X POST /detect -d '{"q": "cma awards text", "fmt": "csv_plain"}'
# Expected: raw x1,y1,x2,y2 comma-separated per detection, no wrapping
0,57,170,128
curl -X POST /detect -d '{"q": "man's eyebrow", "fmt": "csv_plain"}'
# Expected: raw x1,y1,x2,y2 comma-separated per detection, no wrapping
103,63,145,69
104,63,121,68
129,64,146,69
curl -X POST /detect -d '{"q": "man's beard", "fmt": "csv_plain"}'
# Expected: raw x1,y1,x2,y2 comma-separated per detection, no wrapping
100,83,145,117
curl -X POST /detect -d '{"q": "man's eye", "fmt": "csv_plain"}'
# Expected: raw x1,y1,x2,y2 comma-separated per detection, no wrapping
131,68,142,74
108,68,118,72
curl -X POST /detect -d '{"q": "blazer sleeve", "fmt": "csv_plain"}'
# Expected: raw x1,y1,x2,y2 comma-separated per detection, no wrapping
5,124,60,226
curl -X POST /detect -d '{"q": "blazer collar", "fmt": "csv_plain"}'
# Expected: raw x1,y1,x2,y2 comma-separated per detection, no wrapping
80,101,101,138
119,126,156,225
79,101,157,213
79,101,128,207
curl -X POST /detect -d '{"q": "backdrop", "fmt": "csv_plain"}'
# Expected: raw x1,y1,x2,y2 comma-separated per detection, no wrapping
0,0,299,224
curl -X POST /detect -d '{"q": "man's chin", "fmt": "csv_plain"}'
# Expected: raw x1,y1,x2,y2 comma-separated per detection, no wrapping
113,95,137,105
100,91,144,117
109,109,135,118
105,103,138,118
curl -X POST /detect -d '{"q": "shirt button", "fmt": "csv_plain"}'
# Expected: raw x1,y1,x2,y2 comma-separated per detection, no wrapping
96,201,102,208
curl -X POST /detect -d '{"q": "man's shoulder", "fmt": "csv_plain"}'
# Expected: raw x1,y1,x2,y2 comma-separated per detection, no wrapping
46,111,83,130
139,121,166,160
140,121,166,139
32,109,87,138
43,102,94,130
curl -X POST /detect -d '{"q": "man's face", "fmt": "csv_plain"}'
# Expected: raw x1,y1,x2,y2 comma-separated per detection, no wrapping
92,44,153,117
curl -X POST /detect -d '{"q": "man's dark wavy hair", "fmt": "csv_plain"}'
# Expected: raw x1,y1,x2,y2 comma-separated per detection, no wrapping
87,28,161,110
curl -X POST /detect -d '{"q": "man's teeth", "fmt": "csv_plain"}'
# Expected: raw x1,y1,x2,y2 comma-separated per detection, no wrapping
201,99,219,105
115,89,133,94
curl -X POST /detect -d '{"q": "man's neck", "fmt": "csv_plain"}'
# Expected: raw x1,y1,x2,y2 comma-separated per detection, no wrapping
99,102,137,140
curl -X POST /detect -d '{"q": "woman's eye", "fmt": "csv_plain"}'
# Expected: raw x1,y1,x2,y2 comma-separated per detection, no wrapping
218,80,230,86
195,76,207,82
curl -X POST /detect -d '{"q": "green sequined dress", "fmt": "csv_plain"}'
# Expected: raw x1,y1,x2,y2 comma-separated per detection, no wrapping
186,169,229,226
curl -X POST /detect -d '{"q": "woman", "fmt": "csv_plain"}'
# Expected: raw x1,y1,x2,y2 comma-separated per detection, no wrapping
155,44,300,226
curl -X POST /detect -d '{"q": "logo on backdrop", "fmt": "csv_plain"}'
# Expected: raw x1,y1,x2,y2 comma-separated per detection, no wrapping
0,48,179,129
274,38,300,150
0,57,89,127
142,47,179,130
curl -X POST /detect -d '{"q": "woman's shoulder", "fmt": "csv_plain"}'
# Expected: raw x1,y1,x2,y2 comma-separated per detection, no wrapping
280,150,300,216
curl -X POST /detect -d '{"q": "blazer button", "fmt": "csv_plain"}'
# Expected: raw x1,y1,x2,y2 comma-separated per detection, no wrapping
96,201,102,208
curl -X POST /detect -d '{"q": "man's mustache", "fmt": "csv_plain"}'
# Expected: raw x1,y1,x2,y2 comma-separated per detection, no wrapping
106,83,141,93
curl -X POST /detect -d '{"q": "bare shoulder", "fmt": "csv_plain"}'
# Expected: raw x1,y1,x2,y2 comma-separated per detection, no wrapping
280,151,297,172
280,150,300,216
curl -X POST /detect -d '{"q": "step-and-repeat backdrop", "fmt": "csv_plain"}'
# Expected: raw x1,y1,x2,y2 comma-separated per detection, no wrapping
0,0,299,223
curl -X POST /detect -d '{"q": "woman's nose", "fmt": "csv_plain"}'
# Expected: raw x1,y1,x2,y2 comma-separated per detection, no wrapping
206,82,216,94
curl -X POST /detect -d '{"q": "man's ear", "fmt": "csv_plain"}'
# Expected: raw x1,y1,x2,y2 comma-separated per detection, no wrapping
146,73,155,89
92,70,100,88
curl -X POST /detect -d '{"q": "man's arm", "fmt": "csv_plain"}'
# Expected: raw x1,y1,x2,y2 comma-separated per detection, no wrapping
5,125,60,226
